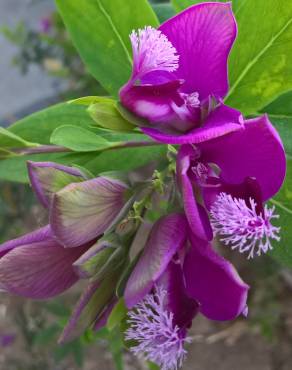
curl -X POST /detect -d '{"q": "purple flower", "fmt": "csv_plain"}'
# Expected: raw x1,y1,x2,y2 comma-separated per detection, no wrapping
0,226,92,299
39,16,52,34
177,115,286,256
124,213,248,369
0,334,15,348
120,3,244,144
27,161,130,247
126,284,192,370
0,162,129,299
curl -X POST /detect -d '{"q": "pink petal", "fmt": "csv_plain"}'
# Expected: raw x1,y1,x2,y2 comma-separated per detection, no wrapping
159,2,237,99
177,145,213,241
0,228,89,299
199,115,286,201
142,104,242,144
184,233,249,321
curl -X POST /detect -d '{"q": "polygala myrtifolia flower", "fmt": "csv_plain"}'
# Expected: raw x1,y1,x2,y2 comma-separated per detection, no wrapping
120,2,244,145
124,214,248,370
0,2,288,370
176,114,285,258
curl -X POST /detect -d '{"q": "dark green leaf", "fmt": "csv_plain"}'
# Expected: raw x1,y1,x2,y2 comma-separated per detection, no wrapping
8,103,95,145
261,91,292,156
108,326,125,370
84,145,167,175
152,3,176,22
56,0,159,97
32,325,59,346
269,158,292,267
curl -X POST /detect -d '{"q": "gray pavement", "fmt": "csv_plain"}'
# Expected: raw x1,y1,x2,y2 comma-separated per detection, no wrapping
0,0,64,124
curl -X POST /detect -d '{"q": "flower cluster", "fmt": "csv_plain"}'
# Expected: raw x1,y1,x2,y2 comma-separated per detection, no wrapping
0,3,286,370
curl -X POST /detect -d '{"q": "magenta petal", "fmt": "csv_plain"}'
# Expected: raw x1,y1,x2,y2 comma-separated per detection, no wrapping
177,145,213,241
120,79,183,123
142,104,243,144
199,115,286,201
158,261,199,328
124,214,187,308
184,233,249,321
28,161,84,208
0,227,88,299
50,176,128,247
159,2,237,99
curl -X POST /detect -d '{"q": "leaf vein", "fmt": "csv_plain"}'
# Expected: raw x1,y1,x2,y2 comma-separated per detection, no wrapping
227,17,292,100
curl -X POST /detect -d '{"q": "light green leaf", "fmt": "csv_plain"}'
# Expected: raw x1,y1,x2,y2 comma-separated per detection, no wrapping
88,100,135,131
8,103,95,145
56,0,159,97
107,298,127,331
0,127,37,148
270,159,292,267
226,0,292,114
50,125,117,152
69,96,112,106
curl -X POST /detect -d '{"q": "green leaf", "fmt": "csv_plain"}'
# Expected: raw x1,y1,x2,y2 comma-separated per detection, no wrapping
56,0,159,97
226,0,292,114
8,103,95,145
0,153,69,183
69,96,111,106
0,143,166,184
268,116,292,156
107,298,127,331
262,90,292,117
152,3,176,23
261,91,292,156
171,0,228,12
0,148,17,159
32,325,59,346
50,125,117,152
84,145,167,175
269,158,292,267
0,127,37,148
88,100,135,131
107,326,125,370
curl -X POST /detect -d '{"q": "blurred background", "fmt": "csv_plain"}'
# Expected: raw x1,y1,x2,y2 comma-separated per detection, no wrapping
0,0,292,369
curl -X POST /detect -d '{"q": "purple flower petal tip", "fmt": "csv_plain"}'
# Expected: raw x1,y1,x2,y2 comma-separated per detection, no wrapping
27,161,85,208
0,226,88,299
184,233,249,321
